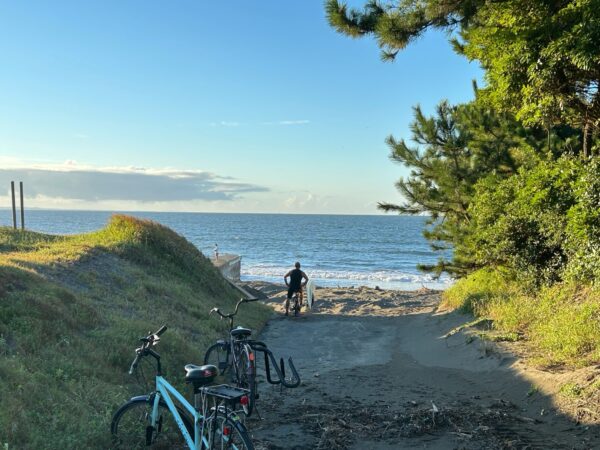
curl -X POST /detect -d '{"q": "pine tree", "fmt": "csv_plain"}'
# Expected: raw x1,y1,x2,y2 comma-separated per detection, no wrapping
380,97,546,276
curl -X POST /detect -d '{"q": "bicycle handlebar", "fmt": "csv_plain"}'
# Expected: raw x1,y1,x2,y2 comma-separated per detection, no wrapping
128,325,167,375
209,298,259,320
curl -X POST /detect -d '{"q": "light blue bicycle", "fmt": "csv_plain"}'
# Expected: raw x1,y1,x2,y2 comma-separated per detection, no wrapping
110,326,254,449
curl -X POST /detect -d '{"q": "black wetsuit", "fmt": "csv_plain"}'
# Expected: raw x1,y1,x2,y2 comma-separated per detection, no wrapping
287,268,304,299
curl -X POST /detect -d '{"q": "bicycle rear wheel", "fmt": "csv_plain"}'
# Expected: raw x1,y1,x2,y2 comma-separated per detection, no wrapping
204,341,230,383
205,412,254,450
293,296,301,316
111,397,192,449
235,343,257,416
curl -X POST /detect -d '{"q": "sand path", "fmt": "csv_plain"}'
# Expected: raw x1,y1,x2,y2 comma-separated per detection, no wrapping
244,283,598,449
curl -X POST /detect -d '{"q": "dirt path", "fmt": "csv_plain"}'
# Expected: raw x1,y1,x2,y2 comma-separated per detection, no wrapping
244,283,599,449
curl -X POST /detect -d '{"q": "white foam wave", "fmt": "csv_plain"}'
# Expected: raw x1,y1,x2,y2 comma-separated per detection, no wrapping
242,265,453,289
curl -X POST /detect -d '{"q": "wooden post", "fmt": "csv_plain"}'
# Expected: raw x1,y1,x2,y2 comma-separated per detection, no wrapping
11,181,17,230
19,181,24,230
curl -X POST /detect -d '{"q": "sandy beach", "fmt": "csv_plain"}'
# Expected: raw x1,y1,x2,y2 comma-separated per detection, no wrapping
242,282,599,449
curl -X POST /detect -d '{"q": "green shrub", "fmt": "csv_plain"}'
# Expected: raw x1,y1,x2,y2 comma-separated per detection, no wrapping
564,158,600,283
466,156,600,285
442,268,518,314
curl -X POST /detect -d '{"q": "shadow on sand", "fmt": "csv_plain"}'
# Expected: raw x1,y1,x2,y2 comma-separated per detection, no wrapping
248,292,599,449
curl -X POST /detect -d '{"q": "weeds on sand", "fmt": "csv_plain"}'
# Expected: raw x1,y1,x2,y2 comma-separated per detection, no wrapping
256,397,552,449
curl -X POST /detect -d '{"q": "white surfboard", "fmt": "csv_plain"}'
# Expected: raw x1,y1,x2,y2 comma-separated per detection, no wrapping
305,279,315,309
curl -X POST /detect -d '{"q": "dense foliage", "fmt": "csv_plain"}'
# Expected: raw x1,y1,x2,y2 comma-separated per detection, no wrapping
467,156,600,285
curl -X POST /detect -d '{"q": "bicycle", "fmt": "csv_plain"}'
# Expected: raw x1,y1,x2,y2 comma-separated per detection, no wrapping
290,290,302,317
111,325,254,449
204,298,301,417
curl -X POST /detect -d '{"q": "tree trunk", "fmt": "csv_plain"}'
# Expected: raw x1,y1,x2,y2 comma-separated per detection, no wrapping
583,120,590,158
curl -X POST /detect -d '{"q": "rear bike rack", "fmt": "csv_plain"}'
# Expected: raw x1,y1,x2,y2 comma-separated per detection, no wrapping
248,340,301,388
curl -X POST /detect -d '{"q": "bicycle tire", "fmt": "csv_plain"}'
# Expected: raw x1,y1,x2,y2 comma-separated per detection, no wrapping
111,397,193,449
235,343,257,416
204,411,254,450
204,341,230,382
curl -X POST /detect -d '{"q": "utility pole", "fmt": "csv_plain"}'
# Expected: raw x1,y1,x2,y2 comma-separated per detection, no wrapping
19,181,25,230
11,181,17,229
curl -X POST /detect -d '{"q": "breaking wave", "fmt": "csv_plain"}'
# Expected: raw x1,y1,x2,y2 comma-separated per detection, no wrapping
242,265,453,290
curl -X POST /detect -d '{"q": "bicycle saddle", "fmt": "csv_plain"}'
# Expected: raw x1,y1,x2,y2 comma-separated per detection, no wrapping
184,364,217,386
230,326,252,339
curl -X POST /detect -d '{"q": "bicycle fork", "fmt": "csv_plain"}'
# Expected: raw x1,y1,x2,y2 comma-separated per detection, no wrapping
147,393,162,445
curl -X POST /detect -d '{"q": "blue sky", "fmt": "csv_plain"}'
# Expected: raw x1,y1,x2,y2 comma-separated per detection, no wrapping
0,1,482,214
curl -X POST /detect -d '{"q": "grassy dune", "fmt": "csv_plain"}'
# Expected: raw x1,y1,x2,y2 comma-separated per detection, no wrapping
0,215,272,449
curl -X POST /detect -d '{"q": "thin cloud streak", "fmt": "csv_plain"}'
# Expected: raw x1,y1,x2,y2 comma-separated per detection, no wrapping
261,120,310,126
209,121,241,127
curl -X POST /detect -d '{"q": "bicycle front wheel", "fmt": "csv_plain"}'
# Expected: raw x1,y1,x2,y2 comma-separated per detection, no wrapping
235,344,257,416
111,397,192,449
205,412,254,450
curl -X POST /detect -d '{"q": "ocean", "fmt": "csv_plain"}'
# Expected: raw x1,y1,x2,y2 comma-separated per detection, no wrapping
1,210,453,290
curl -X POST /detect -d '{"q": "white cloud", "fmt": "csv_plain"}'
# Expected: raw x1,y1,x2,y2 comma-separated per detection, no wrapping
0,161,268,204
282,191,331,212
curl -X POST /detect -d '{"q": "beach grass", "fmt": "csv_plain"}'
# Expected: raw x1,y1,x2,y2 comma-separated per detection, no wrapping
442,269,600,368
0,215,272,449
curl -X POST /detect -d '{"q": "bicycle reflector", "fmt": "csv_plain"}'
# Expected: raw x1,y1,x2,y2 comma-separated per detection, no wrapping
240,395,249,406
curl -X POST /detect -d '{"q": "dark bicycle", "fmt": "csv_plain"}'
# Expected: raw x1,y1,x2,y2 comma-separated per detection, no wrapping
204,298,301,417
290,290,302,317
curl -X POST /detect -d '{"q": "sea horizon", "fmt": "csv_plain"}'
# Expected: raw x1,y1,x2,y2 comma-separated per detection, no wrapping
0,206,423,217
1,209,452,291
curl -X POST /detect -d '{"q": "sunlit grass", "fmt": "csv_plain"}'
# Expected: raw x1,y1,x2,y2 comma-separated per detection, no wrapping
443,270,600,368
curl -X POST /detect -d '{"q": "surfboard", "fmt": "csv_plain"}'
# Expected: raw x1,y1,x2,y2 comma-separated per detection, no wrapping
305,279,315,310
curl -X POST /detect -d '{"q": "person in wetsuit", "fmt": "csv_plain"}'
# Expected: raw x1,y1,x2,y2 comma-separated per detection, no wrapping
283,261,309,316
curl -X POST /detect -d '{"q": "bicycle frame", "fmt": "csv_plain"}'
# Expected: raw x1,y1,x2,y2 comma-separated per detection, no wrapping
152,376,241,449
152,375,206,449
230,337,250,381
